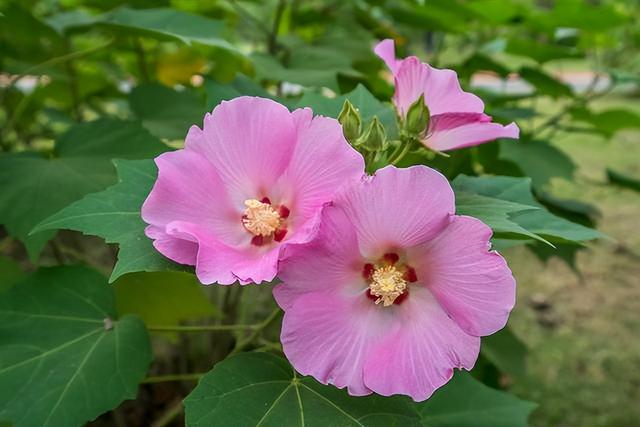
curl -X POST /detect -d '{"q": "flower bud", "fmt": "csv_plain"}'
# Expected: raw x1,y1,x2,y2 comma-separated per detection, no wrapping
338,99,362,142
358,117,387,151
404,94,430,135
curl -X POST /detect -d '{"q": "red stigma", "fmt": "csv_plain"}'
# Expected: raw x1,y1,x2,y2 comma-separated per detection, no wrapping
273,228,288,242
362,263,374,279
260,197,272,204
383,253,400,265
278,205,290,218
393,291,409,305
403,267,418,283
251,235,265,246
365,289,377,301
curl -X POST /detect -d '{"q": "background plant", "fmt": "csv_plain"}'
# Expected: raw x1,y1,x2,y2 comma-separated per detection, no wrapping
1,0,639,426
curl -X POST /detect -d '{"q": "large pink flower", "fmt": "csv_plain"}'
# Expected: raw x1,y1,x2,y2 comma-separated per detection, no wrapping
374,39,519,151
274,166,515,401
142,96,365,285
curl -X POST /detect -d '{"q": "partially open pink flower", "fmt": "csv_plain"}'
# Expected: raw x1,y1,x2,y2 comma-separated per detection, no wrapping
274,166,515,401
142,96,365,285
374,39,519,151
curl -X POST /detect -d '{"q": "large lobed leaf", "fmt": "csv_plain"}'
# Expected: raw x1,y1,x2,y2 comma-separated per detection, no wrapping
417,370,537,427
33,159,181,282
129,83,206,140
499,140,576,191
481,327,528,380
0,266,151,427
453,175,602,244
46,7,237,52
455,192,543,243
114,271,218,341
183,352,536,427
0,119,167,260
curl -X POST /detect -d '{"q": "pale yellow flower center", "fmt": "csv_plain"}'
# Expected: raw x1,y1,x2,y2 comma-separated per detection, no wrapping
369,265,407,306
242,199,281,236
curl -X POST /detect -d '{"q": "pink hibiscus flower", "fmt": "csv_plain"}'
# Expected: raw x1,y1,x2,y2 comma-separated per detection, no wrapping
374,39,519,152
142,96,365,285
274,165,515,401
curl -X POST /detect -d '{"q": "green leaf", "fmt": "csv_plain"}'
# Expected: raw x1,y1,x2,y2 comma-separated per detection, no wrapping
547,0,627,33
184,352,536,427
204,75,274,111
251,47,361,91
0,4,63,64
129,83,205,140
0,257,25,293
33,159,180,282
570,107,640,137
45,10,98,34
537,192,599,228
417,371,536,427
48,7,236,51
528,241,581,271
184,352,420,427
607,168,640,192
0,120,167,260
0,266,151,427
466,0,524,24
506,38,582,63
499,140,575,191
389,1,480,33
453,175,602,244
297,84,397,138
459,53,511,80
518,66,573,98
481,327,528,379
114,271,217,340
455,192,543,242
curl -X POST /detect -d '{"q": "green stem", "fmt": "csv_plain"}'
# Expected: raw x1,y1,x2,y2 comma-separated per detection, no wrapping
230,307,282,355
146,323,260,333
363,149,377,171
63,37,82,121
268,0,287,54
390,139,414,165
228,0,271,37
532,73,613,139
133,38,150,83
385,139,405,163
141,373,204,384
151,399,184,427
1,38,114,103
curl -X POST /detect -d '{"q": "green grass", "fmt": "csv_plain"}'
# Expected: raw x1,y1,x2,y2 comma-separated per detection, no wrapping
504,94,640,427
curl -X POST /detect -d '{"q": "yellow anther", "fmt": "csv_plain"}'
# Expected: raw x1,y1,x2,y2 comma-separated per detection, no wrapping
369,265,407,306
242,199,281,236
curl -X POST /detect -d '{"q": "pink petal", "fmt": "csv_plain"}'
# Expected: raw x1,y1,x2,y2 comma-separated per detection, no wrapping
373,39,401,74
277,109,365,242
164,221,279,285
275,207,362,310
336,166,454,257
393,57,485,117
363,288,480,401
145,225,197,265
425,113,520,152
141,149,247,250
409,216,516,336
280,291,393,396
186,96,297,205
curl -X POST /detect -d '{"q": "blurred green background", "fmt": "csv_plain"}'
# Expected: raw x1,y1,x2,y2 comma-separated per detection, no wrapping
1,1,639,426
